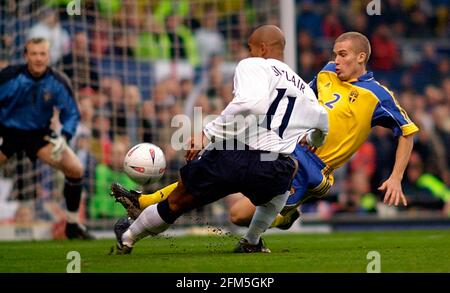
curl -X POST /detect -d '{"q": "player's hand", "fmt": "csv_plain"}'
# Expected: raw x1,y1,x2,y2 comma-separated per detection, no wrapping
185,144,201,161
298,137,316,152
185,133,208,161
299,135,308,145
45,135,67,161
378,177,408,206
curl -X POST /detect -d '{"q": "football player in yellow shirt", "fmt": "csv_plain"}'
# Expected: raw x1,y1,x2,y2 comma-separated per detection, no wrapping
228,31,418,228
111,31,418,230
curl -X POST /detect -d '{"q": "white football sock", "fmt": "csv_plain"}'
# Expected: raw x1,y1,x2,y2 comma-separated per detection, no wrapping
122,204,170,247
244,191,290,245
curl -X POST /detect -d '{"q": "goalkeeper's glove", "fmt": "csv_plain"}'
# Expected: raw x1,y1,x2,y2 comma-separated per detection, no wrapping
45,134,67,161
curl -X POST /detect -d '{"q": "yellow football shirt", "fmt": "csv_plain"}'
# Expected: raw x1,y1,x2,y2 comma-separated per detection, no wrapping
310,62,419,169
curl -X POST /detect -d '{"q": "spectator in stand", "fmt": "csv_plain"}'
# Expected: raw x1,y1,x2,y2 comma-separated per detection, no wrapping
140,100,157,143
298,50,316,82
417,42,439,89
434,5,449,37
381,0,407,28
90,140,136,219
337,171,375,214
165,13,199,67
442,78,450,104
62,32,99,92
406,7,434,38
194,5,226,67
135,15,167,61
105,33,135,58
347,13,369,36
403,151,445,210
123,85,143,146
347,141,378,212
296,0,322,37
91,19,110,58
430,105,450,185
436,58,449,83
153,0,190,25
349,142,377,180
91,115,113,165
27,9,70,65
322,13,345,40
370,24,400,71
297,31,327,74
100,77,127,137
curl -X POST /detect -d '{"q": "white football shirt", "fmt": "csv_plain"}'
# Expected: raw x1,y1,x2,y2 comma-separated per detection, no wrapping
204,57,328,154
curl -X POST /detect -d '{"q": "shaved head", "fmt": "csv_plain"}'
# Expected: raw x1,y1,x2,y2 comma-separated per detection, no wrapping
250,25,286,50
247,25,285,60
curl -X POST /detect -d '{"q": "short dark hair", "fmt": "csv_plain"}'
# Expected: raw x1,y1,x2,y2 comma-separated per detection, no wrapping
24,37,49,54
335,32,371,64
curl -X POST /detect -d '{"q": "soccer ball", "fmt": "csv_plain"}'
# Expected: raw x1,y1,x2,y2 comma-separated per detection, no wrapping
123,143,166,185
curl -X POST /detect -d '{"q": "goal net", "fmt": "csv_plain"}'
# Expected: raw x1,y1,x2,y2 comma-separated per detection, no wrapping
0,0,282,233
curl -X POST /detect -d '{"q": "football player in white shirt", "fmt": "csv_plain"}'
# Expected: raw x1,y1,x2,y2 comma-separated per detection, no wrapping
110,25,328,254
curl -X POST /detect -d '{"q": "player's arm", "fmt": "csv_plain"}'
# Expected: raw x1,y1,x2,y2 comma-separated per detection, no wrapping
372,87,419,206
379,134,414,206
298,87,329,148
54,74,80,142
0,65,21,103
44,82,79,161
301,63,335,148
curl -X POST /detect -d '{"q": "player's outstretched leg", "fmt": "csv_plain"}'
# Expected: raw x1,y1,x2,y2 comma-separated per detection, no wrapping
114,217,133,255
110,182,179,220
110,182,142,220
138,182,178,209
234,238,271,253
272,206,301,230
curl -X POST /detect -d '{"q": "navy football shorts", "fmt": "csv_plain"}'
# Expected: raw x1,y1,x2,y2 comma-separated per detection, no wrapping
0,125,52,160
180,148,296,206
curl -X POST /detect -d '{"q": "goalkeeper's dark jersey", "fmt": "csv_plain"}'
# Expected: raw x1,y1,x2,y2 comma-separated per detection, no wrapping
0,64,79,140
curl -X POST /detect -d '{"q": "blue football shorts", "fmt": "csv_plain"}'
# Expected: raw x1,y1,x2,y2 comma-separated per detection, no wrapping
285,144,334,206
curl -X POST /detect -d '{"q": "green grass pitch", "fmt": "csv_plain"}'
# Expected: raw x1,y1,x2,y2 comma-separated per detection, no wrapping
0,229,449,272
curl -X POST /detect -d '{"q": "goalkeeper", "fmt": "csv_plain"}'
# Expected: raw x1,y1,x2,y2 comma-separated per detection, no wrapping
0,38,93,239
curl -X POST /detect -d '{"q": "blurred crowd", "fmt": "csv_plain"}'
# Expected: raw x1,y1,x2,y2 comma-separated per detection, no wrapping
0,0,448,223
294,0,450,217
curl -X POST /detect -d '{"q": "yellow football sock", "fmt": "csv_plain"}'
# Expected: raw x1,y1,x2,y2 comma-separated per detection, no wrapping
138,182,178,209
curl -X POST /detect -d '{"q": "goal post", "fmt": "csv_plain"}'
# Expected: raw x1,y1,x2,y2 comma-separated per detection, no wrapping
280,0,296,71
